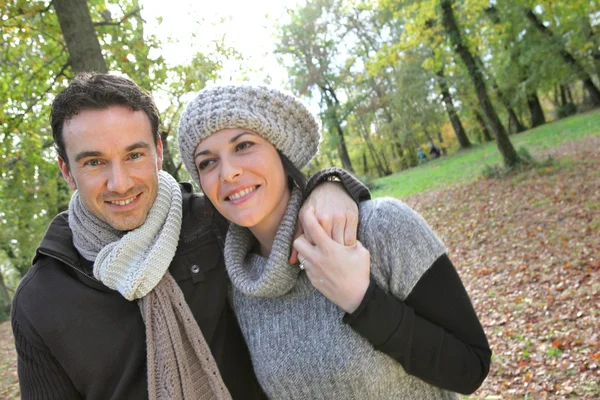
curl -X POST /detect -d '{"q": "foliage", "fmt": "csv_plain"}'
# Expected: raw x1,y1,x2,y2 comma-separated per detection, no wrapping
0,0,225,282
1,0,599,284
557,102,578,119
371,111,600,199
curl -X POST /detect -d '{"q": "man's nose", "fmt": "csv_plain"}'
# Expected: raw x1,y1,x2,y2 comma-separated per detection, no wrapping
106,163,134,193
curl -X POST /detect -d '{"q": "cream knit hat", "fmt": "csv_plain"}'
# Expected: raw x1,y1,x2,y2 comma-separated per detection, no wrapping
178,85,321,187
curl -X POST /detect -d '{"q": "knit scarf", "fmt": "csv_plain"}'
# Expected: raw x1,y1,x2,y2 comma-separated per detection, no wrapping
68,170,231,400
225,188,302,297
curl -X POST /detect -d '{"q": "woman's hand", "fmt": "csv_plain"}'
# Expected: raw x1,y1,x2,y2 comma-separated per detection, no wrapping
289,182,359,263
293,207,370,314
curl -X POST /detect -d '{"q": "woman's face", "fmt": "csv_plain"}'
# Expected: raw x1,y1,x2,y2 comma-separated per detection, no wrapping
194,128,290,229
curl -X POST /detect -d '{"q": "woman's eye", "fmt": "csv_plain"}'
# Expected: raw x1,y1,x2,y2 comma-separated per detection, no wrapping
236,141,255,151
197,159,214,171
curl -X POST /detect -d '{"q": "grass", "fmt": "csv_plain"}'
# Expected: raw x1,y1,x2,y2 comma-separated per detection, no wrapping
371,111,600,199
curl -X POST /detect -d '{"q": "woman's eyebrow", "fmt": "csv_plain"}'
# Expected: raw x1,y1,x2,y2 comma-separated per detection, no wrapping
195,132,256,160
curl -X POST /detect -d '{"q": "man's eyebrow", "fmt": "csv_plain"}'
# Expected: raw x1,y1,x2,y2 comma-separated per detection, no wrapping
73,142,152,163
74,151,102,163
125,141,152,152
194,132,255,160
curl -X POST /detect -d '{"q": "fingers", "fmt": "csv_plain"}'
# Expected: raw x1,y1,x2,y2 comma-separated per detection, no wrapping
331,214,346,245
293,234,317,262
289,222,304,264
343,213,358,247
301,208,332,246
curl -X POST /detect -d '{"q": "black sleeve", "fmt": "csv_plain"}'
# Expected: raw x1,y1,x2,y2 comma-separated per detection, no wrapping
304,167,371,204
12,313,82,399
343,254,491,395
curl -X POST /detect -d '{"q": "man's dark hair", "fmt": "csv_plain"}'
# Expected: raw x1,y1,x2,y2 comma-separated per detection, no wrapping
51,72,161,165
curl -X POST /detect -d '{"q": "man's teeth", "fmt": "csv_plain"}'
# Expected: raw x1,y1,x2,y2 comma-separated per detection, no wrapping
110,197,136,206
229,187,256,201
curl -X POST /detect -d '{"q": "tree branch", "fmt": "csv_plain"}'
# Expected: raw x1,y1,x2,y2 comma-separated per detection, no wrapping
6,61,70,133
93,8,140,27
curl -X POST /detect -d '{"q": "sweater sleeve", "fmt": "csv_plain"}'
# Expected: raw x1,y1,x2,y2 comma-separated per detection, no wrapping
304,167,371,204
12,306,82,399
348,198,491,394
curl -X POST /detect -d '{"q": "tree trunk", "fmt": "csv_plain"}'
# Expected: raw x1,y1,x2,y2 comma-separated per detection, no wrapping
527,91,546,127
0,271,11,315
566,85,575,105
436,69,471,148
441,0,520,167
53,0,107,73
525,9,600,106
362,150,368,175
160,130,181,180
474,55,526,133
379,149,392,176
333,121,355,173
356,116,390,176
320,86,355,173
475,111,493,142
423,128,434,147
560,84,568,106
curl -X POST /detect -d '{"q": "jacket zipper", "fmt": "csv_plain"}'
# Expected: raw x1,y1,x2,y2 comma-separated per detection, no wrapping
36,248,101,284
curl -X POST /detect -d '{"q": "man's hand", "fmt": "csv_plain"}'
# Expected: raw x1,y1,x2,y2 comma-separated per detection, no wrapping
289,182,359,263
293,209,370,314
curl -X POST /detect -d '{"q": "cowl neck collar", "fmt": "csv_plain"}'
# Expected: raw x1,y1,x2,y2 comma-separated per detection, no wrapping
225,188,302,297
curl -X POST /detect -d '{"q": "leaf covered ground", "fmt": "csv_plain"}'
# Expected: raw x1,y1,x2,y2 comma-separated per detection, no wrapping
0,136,598,399
403,135,600,399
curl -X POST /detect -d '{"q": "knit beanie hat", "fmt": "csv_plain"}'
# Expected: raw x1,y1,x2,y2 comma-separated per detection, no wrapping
178,85,321,187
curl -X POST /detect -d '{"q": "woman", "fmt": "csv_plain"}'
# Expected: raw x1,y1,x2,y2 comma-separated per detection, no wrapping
178,85,491,399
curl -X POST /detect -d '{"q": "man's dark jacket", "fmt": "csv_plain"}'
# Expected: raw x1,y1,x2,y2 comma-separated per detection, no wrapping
11,183,265,399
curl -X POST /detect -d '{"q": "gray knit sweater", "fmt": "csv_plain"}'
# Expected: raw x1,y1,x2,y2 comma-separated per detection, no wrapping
225,189,459,399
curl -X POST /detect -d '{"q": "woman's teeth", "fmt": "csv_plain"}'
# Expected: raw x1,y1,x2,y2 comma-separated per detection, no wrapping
228,186,256,201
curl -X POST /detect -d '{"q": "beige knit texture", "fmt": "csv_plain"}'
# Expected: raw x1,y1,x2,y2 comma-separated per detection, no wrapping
92,171,183,300
177,85,320,187
140,273,232,400
69,171,231,399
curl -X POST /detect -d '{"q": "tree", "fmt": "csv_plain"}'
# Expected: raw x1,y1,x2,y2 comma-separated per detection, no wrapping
524,8,600,106
277,0,355,173
436,67,471,148
53,0,107,73
440,0,520,167
0,0,222,289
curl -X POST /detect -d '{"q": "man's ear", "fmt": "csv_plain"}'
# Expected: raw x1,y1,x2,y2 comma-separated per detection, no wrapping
58,157,77,190
156,137,163,171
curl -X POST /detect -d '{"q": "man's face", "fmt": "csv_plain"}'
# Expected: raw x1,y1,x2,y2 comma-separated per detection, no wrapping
58,105,163,231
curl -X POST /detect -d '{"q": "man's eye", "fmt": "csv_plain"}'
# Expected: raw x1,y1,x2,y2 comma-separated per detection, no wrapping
86,159,101,167
236,141,254,151
197,159,215,171
130,152,142,160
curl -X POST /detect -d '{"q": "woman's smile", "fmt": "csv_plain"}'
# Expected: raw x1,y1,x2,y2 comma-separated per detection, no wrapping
225,185,260,203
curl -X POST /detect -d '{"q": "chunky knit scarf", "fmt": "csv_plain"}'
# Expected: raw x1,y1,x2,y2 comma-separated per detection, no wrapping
68,171,231,400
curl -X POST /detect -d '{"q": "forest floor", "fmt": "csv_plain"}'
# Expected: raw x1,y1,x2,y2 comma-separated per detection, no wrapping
403,135,600,399
0,135,598,399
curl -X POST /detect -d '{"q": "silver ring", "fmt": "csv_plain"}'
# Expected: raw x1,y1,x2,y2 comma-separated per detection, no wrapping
319,279,324,284
298,259,306,270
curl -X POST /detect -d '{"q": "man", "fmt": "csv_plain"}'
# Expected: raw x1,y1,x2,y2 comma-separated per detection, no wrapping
11,73,369,399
